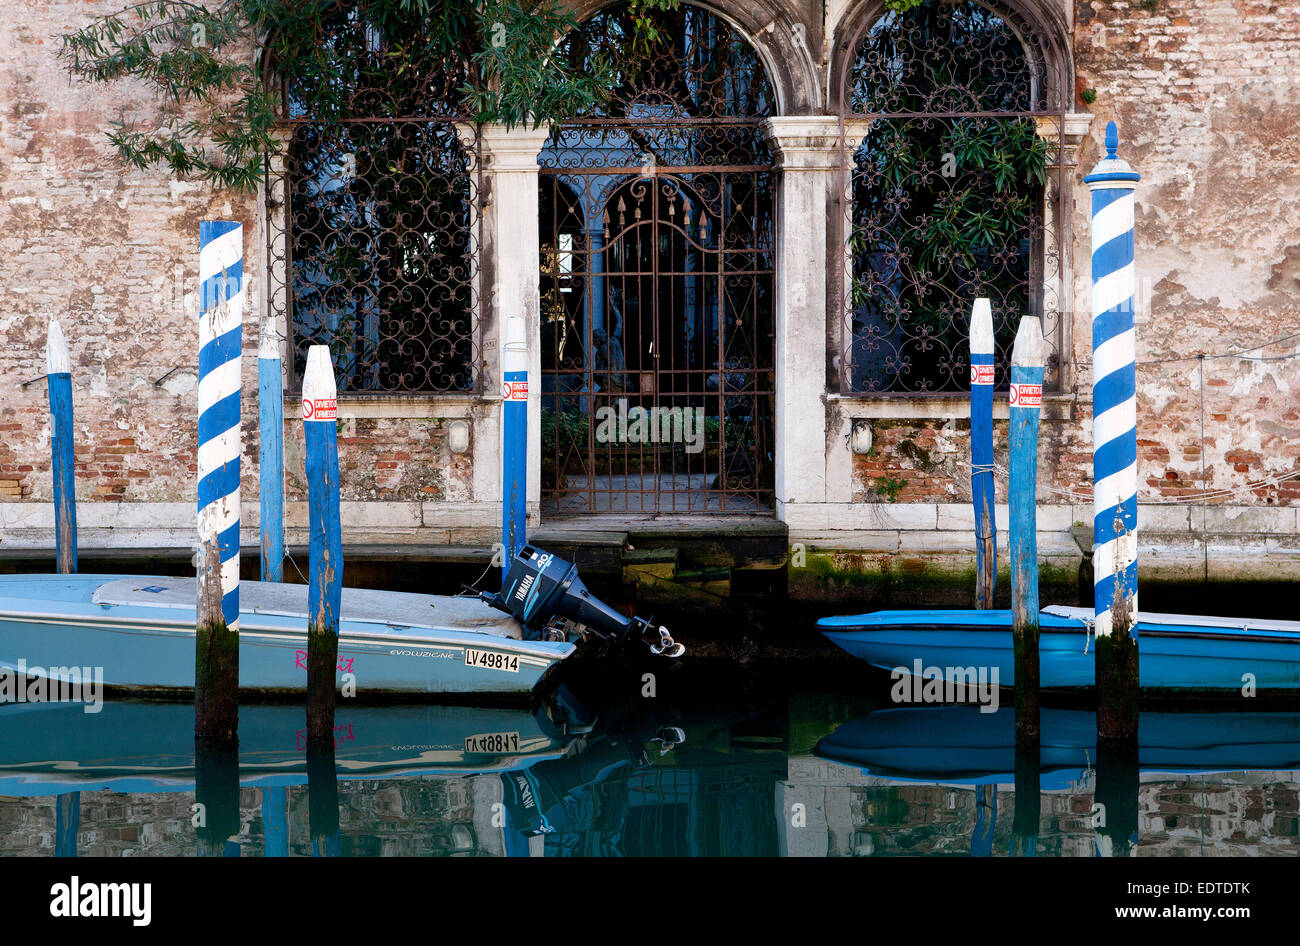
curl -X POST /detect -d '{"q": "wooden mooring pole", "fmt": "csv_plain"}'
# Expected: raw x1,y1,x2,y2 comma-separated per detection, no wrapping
1009,316,1045,857
502,313,528,575
303,345,342,741
195,221,243,742
1009,316,1045,743
1085,123,1141,742
46,320,77,575
258,313,284,582
969,298,997,609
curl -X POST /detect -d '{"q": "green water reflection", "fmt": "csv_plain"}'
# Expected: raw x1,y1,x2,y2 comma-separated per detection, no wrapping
1,691,1298,856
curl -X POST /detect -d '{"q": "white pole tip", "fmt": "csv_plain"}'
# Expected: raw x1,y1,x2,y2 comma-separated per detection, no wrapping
46,320,71,375
1011,316,1046,368
258,313,282,361
969,298,994,355
302,345,337,402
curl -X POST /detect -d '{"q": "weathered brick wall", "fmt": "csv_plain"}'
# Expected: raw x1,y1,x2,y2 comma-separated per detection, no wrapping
851,414,1094,505
1069,0,1300,505
0,2,479,531
284,417,470,503
0,0,258,507
846,1,1300,512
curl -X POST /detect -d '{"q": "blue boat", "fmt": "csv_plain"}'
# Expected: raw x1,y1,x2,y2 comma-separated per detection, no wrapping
819,605,1300,692
816,705,1300,787
0,546,684,700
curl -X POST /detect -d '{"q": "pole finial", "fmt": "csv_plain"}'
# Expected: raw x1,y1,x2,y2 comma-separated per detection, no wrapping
1011,316,1046,368
46,319,72,376
1105,121,1119,159
969,298,994,356
303,344,338,406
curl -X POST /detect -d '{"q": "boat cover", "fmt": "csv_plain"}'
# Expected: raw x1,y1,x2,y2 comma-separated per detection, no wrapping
1043,605,1300,635
91,577,522,639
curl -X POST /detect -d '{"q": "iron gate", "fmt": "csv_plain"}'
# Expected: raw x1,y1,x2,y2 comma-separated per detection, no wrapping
539,3,775,516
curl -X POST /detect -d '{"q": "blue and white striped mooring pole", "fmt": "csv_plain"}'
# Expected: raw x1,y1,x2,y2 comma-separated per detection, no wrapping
303,344,342,740
1085,121,1141,740
196,220,243,741
258,314,284,583
1009,316,1045,743
502,313,528,577
46,320,77,575
969,298,997,609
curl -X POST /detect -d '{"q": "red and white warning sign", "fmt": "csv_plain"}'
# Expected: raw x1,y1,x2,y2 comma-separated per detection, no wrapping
502,380,529,401
1009,383,1042,408
302,397,337,421
970,363,996,386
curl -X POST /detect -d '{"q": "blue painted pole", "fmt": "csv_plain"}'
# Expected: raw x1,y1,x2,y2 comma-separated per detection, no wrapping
1009,316,1045,743
969,298,997,609
258,316,284,582
262,786,289,857
303,345,342,741
196,221,243,741
46,320,77,575
502,314,528,575
1085,122,1141,741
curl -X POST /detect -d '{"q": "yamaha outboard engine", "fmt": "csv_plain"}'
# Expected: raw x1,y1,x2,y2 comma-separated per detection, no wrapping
481,545,685,657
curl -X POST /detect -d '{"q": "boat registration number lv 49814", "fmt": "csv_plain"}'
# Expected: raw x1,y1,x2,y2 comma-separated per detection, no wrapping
465,731,521,753
464,649,520,672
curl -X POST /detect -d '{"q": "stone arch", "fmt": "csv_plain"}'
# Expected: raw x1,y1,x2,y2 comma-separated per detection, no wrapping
828,0,1074,115
563,0,822,113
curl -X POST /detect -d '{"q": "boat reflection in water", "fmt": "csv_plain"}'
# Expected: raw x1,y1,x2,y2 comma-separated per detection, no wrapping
0,693,785,857
5,697,1299,856
813,706,1300,856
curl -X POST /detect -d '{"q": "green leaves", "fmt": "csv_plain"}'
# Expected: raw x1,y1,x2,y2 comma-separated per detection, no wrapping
61,0,681,192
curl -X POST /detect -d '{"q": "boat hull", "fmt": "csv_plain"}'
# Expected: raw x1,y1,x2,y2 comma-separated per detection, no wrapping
0,575,575,698
819,608,1300,691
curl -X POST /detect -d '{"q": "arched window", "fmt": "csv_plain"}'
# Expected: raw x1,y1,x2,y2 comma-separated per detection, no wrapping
841,0,1064,393
266,10,480,394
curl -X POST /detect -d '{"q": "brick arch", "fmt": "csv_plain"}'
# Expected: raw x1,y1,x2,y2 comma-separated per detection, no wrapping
828,0,1075,114
563,0,822,113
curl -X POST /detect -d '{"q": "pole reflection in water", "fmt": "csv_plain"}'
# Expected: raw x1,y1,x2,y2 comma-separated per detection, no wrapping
971,784,996,856
1011,744,1040,857
263,787,289,857
1095,734,1140,858
307,734,342,857
55,792,79,858
194,736,241,857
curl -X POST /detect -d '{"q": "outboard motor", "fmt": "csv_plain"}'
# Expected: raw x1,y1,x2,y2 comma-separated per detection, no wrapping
481,545,685,657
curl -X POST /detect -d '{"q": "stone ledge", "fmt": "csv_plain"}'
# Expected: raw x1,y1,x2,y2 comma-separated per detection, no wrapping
826,393,1077,421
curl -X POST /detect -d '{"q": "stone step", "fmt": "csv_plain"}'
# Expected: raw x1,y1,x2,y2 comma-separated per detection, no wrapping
623,547,678,581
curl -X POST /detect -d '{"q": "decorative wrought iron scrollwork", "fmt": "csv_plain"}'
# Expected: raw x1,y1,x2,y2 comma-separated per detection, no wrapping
841,0,1065,394
267,10,480,394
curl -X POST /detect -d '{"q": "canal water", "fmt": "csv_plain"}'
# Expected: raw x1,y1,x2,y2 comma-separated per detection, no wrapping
2,651,1297,856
